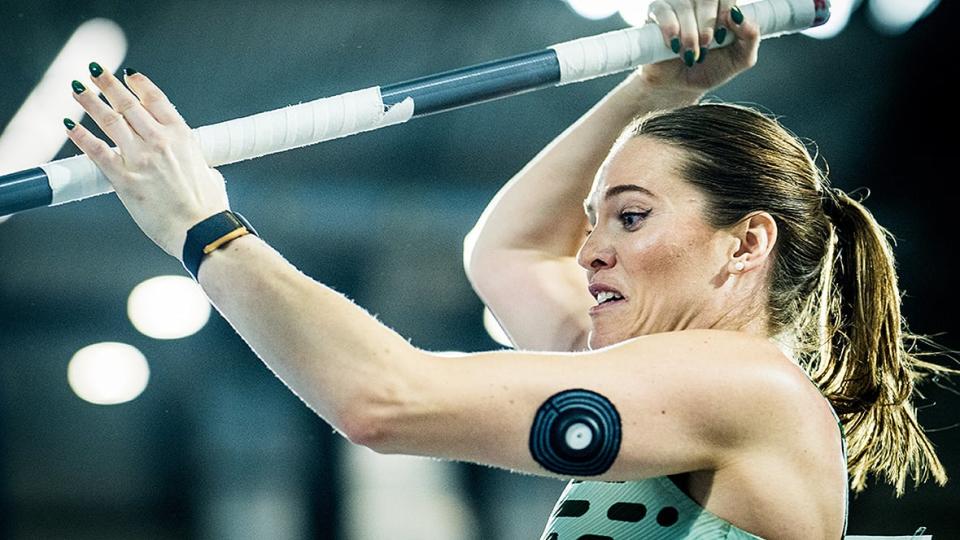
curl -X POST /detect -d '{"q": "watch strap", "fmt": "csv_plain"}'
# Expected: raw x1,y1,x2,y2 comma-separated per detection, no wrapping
182,210,257,280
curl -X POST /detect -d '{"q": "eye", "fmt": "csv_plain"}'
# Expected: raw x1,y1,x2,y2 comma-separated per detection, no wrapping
620,210,650,229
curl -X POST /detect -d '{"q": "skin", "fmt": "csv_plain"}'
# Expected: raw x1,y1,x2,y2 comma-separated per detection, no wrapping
579,136,776,350
62,2,847,538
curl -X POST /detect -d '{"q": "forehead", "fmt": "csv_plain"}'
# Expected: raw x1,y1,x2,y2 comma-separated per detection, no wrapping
586,137,696,210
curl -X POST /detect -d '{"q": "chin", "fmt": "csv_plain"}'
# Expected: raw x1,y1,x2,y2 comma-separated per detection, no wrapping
587,328,630,350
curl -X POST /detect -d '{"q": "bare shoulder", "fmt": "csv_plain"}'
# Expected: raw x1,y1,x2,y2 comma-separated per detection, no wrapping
620,329,828,446
652,331,846,538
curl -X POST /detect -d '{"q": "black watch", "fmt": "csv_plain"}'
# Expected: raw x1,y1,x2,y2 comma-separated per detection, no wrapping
182,210,258,280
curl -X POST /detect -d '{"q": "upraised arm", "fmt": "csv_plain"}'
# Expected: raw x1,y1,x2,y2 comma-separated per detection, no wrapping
464,1,760,352
464,76,705,352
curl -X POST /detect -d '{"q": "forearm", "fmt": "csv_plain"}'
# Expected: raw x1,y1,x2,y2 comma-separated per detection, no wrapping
197,233,419,438
466,73,703,262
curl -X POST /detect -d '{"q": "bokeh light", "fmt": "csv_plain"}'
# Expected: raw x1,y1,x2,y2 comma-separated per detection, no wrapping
128,275,211,339
67,342,150,405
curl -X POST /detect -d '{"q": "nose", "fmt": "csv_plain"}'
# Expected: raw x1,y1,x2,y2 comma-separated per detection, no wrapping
576,232,616,271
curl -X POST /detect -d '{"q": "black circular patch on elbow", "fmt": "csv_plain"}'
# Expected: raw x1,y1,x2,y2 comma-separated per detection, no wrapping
529,388,621,476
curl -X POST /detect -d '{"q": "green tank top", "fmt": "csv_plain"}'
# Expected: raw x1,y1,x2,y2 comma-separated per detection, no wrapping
538,400,848,539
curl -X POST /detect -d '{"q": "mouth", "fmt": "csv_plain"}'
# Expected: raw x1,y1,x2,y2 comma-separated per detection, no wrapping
588,284,626,314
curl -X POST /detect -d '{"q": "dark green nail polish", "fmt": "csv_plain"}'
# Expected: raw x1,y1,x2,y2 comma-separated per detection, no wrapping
731,6,744,25
123,67,137,77
697,47,708,63
715,27,727,44
63,118,76,130
71,80,85,94
670,37,681,54
88,61,103,78
684,50,695,67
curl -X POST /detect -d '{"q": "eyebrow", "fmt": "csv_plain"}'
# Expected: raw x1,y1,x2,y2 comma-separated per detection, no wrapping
584,184,658,218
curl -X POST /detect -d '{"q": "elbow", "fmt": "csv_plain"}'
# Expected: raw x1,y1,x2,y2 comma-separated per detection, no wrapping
462,226,484,283
463,225,507,284
337,356,424,454
340,410,393,452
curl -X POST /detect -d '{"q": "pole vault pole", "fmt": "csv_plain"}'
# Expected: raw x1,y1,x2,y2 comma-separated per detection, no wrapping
0,0,829,217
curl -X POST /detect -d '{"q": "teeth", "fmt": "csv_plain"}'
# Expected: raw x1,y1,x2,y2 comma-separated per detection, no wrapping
595,291,623,304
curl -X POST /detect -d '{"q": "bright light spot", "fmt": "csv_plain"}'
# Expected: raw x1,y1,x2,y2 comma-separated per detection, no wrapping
0,18,126,223
803,0,863,39
619,0,653,27
483,307,514,348
565,0,620,20
68,342,150,405
867,0,939,35
128,275,211,339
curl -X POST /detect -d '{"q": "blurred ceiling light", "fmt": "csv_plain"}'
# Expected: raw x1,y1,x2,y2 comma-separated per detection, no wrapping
128,275,212,339
68,342,150,405
803,0,864,39
0,18,126,224
483,307,514,348
565,0,620,20
618,1,654,26
867,0,939,35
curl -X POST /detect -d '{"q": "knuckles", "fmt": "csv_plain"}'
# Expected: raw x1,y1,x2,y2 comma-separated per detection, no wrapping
100,111,125,129
146,134,172,152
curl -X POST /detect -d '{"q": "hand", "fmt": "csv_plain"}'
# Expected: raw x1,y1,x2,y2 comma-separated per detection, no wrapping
640,0,761,95
66,64,229,260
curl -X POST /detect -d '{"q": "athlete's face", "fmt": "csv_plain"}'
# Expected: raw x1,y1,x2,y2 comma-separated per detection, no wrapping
578,137,742,349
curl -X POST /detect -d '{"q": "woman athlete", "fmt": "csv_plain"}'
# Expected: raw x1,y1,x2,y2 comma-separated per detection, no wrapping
62,1,954,538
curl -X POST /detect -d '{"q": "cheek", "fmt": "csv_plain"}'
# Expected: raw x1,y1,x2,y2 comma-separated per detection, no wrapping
621,228,713,288
621,229,686,278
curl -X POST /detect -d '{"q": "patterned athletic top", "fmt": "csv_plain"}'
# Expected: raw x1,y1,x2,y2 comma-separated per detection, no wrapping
538,394,849,539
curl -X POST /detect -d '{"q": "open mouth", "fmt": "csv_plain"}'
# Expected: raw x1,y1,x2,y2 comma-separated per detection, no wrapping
588,284,626,313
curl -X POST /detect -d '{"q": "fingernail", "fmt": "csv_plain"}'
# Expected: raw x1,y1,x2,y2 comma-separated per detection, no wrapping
731,6,744,25
123,67,138,77
697,47,708,63
715,27,727,44
63,118,76,130
71,80,85,94
670,37,681,54
88,61,103,78
684,50,695,67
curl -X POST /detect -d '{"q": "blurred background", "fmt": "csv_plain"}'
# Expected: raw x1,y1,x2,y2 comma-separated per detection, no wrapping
0,0,956,538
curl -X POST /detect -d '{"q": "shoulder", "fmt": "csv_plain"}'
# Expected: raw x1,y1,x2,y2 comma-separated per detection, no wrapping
614,329,824,449
613,328,810,394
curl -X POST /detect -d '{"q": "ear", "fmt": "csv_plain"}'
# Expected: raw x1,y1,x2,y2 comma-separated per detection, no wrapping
728,211,777,274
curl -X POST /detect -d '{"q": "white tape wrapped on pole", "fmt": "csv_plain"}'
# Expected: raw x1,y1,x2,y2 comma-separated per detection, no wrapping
41,87,415,206
550,0,822,85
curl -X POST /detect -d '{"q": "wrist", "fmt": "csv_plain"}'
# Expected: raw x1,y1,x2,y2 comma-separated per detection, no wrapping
181,210,258,280
625,72,704,109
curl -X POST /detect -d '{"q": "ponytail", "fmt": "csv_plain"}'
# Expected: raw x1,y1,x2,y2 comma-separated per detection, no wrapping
811,186,958,495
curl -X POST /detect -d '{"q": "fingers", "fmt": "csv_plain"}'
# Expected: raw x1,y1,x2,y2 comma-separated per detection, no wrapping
723,3,761,66
63,119,125,180
670,1,701,66
122,70,188,129
71,79,138,149
653,0,711,66
715,0,737,45
87,62,164,141
649,1,682,55
695,0,720,48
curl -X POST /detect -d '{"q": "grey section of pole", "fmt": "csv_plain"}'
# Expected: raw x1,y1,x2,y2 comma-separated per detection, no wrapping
0,168,52,216
381,50,561,116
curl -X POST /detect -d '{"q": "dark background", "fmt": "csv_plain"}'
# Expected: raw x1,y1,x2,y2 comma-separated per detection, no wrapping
0,0,956,538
